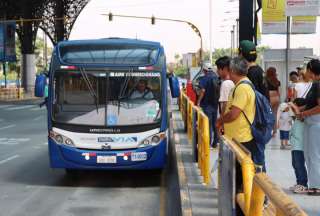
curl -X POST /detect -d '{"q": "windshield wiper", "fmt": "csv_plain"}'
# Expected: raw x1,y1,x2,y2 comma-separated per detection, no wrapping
79,67,99,113
116,68,132,114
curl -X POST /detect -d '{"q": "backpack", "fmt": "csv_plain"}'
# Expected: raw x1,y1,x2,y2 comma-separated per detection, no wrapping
233,80,275,150
211,73,221,104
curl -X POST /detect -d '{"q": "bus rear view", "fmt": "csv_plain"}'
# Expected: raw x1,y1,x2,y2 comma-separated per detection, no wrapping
35,38,180,173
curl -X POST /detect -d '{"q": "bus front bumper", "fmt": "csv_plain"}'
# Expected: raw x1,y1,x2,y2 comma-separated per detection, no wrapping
48,138,167,170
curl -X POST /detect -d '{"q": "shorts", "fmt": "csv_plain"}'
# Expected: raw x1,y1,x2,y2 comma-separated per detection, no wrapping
280,130,289,140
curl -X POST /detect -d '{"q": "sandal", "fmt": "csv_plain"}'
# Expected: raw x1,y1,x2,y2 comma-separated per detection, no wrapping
293,185,308,194
308,188,320,196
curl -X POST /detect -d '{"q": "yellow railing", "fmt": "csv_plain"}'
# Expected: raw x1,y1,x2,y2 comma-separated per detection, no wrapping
222,136,308,216
180,91,188,124
187,99,194,141
250,173,308,216
196,107,211,185
179,91,211,185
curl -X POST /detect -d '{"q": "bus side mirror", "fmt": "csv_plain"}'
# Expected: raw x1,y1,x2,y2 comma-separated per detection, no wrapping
35,73,47,97
168,76,180,98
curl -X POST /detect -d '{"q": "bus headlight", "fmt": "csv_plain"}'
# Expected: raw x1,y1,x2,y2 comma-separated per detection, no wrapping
138,132,166,148
49,131,75,147
65,138,74,146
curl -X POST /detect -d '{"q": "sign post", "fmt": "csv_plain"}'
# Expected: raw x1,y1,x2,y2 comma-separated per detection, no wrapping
0,21,16,88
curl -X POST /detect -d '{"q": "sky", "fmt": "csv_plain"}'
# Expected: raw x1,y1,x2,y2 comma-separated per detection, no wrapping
69,0,320,62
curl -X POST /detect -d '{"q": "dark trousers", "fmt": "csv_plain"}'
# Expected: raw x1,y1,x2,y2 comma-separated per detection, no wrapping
244,139,266,172
236,139,266,192
202,105,218,146
291,150,308,187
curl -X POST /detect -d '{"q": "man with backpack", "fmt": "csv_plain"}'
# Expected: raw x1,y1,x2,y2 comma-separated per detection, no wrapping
239,40,269,99
197,64,220,148
216,57,274,171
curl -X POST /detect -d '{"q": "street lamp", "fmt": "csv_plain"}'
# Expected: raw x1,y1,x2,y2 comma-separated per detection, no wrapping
103,13,203,65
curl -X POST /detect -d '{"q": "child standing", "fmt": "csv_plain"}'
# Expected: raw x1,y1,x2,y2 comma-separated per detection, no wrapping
288,98,308,193
277,103,293,149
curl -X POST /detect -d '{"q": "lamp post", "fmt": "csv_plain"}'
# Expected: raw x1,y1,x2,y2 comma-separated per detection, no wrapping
209,0,212,65
104,13,203,65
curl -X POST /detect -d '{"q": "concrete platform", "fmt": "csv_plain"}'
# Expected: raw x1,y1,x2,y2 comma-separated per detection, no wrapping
266,136,320,216
171,105,218,216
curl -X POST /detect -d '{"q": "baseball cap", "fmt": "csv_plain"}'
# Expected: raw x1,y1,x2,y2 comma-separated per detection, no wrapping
203,62,213,71
239,40,257,55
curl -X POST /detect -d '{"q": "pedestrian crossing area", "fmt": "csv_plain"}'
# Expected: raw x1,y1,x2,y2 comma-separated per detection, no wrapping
0,104,45,112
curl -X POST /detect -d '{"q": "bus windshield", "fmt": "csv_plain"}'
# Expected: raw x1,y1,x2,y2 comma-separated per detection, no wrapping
52,70,162,126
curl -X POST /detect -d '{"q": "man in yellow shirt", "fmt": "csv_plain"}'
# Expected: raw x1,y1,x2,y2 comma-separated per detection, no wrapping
216,57,255,142
216,57,265,171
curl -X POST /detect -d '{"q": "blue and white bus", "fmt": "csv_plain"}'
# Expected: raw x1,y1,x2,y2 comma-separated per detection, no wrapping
35,38,180,173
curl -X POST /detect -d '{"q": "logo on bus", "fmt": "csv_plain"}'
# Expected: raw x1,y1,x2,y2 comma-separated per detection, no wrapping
98,137,137,143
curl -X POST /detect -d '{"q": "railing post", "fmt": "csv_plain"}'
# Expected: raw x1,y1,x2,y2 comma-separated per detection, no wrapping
187,101,193,141
203,114,210,185
197,111,203,176
241,160,255,215
249,179,264,216
192,107,198,162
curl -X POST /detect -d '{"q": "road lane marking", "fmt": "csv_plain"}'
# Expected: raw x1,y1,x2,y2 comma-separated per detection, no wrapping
33,116,43,121
159,169,167,216
0,138,30,145
0,155,20,165
0,124,16,130
30,107,43,111
0,105,14,109
5,105,35,110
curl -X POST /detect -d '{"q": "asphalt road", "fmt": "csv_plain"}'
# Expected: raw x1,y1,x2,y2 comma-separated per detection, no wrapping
0,102,180,216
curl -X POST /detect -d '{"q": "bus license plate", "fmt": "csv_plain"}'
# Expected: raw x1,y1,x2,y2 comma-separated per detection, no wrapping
97,156,117,164
131,152,147,161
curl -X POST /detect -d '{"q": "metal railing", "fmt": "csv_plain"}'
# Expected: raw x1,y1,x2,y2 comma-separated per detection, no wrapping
178,91,307,215
179,91,211,185
221,136,308,216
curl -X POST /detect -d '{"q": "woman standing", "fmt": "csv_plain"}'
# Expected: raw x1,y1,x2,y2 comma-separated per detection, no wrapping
266,67,281,136
293,59,320,195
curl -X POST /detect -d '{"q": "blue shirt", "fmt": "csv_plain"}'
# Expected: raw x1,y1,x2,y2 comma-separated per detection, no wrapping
199,72,219,108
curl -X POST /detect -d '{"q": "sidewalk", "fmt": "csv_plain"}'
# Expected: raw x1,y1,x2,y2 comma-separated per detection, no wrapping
0,92,41,105
265,136,320,216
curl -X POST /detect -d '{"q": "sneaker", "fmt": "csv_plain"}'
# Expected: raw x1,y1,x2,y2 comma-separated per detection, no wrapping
280,144,285,149
284,145,292,150
293,185,308,194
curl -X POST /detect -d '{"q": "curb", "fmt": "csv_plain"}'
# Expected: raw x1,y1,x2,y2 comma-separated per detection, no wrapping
171,113,193,216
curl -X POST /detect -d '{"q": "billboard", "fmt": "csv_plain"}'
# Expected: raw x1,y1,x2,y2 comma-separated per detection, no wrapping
262,0,287,34
262,0,317,34
0,24,4,61
0,21,16,62
292,16,317,34
286,0,320,16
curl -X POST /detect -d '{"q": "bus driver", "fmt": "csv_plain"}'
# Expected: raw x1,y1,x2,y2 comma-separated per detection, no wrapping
129,79,154,100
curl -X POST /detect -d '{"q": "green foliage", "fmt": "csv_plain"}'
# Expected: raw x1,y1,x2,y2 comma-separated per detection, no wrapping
174,65,188,77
